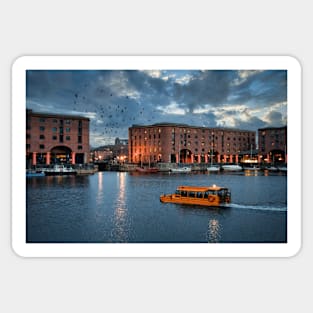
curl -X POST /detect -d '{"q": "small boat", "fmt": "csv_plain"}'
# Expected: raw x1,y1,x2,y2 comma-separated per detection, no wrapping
243,165,260,171
207,165,220,172
277,166,287,172
207,150,220,172
44,165,77,176
222,164,242,171
136,166,159,173
170,166,192,173
26,170,45,177
160,184,231,207
265,166,279,172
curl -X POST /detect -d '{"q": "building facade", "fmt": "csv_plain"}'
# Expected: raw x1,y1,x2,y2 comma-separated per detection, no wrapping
26,109,90,167
258,126,287,164
128,123,256,164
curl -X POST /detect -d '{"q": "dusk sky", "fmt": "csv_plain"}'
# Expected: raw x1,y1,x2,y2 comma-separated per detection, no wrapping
26,69,287,147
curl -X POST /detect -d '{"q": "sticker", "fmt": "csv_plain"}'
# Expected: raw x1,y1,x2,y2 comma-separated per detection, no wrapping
12,56,301,257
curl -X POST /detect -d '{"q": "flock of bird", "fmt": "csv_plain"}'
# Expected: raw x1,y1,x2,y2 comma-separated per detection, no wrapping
71,88,156,142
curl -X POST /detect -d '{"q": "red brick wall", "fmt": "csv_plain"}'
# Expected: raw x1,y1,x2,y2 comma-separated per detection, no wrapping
26,110,90,164
129,124,256,164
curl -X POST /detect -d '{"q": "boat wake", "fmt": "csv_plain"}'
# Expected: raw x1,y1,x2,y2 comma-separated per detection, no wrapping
228,203,287,212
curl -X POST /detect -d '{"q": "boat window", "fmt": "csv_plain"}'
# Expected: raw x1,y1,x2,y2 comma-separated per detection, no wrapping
197,192,203,198
204,192,209,198
188,192,195,197
218,189,228,197
181,191,187,197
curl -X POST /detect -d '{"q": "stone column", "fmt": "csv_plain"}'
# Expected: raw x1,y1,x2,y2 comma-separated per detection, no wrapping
230,154,233,163
235,154,239,163
217,154,221,163
204,154,208,163
71,152,76,165
197,154,201,163
176,153,179,163
32,152,37,166
46,152,51,165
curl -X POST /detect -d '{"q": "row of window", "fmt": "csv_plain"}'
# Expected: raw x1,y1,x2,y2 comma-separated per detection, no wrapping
133,147,242,155
38,126,72,132
26,134,83,143
26,144,83,150
132,136,252,143
132,140,252,148
133,128,254,136
37,118,78,125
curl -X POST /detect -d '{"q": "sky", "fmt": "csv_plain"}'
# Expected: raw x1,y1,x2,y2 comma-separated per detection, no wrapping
26,69,287,147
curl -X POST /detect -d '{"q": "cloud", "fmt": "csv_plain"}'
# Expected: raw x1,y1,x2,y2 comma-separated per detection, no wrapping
173,70,235,112
26,69,287,147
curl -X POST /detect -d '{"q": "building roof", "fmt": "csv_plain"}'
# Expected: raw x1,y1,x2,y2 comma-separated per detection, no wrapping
130,123,255,133
258,125,287,131
26,109,90,121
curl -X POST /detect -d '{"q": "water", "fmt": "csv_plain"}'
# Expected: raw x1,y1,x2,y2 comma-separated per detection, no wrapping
26,170,287,243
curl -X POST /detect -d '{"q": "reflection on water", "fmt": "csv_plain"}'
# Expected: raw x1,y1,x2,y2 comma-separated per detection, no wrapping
96,171,104,205
27,171,287,243
111,172,130,242
244,169,260,177
207,218,222,243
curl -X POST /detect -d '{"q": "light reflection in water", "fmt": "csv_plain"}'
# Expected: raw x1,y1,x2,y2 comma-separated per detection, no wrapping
96,172,103,205
244,169,259,177
112,172,129,242
207,218,222,243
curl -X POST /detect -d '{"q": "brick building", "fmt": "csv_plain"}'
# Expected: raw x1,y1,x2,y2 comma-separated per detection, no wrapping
128,123,256,165
258,126,287,164
26,109,90,167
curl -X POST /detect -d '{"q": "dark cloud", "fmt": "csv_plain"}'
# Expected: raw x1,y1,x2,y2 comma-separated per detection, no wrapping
265,110,285,127
230,70,287,107
26,69,287,147
173,70,235,112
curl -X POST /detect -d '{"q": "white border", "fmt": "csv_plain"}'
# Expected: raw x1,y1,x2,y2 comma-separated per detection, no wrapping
12,56,302,257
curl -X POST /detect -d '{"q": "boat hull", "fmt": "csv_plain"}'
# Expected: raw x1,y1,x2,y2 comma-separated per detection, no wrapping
207,166,220,172
44,171,77,176
136,167,159,173
160,194,230,207
26,172,45,177
170,167,191,173
222,165,242,171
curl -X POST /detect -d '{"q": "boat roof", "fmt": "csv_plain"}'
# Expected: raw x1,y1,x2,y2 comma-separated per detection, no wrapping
177,185,228,192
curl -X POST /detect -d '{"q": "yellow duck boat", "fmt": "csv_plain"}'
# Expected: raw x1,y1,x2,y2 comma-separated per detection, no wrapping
160,184,231,207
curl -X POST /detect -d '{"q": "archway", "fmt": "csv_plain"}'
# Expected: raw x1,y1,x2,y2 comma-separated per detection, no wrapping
180,149,192,163
50,146,72,164
269,149,286,164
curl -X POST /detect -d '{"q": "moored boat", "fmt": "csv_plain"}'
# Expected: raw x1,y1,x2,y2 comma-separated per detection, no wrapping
136,166,159,173
26,170,45,177
277,166,287,172
222,164,242,171
264,166,279,172
44,165,77,176
207,165,220,172
160,184,231,207
170,166,192,173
